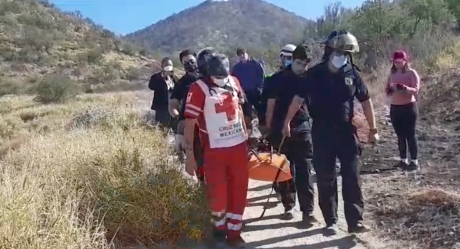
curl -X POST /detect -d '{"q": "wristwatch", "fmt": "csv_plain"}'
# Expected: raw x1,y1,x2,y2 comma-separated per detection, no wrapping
369,128,378,134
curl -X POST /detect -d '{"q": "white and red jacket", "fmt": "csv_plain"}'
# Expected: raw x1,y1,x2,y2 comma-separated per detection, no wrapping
184,76,246,149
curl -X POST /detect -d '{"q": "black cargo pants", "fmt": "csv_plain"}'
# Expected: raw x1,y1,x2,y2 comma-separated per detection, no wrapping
311,121,364,227
271,121,314,214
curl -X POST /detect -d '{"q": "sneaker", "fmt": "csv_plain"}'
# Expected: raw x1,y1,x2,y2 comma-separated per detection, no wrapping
300,213,317,228
393,161,408,170
227,235,246,248
348,222,371,234
324,223,338,236
282,209,294,220
406,162,419,172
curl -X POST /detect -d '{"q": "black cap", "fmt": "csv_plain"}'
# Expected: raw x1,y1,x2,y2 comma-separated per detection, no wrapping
292,44,311,61
197,48,217,76
208,54,230,78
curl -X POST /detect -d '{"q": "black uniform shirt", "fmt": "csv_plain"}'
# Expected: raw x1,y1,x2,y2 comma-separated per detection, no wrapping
297,62,370,124
170,73,199,120
267,67,310,133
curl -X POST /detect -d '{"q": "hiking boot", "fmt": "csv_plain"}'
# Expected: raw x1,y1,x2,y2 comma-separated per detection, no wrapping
406,162,419,172
393,161,408,170
227,235,246,248
324,223,338,236
300,213,317,228
207,229,227,247
348,222,371,234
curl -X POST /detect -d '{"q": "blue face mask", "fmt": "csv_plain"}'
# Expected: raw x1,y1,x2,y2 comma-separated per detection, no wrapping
284,60,292,67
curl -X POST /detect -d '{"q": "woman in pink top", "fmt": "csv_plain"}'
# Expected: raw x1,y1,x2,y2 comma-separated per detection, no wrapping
385,50,420,171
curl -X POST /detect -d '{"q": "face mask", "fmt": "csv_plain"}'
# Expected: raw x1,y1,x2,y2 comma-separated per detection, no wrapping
183,62,197,73
212,77,229,87
284,60,292,67
330,55,348,68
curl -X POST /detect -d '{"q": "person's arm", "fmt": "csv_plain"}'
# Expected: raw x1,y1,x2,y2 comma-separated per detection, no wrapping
183,83,205,155
265,76,277,129
255,60,265,89
355,71,377,131
169,82,182,117
404,69,420,94
233,77,252,131
284,72,312,126
385,75,393,95
258,75,272,125
148,74,158,91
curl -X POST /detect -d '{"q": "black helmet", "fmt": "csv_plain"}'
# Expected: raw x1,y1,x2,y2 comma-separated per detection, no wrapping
197,47,217,76
207,53,230,79
322,29,359,53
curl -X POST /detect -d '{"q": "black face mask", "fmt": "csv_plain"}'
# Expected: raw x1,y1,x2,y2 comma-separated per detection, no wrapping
183,61,198,73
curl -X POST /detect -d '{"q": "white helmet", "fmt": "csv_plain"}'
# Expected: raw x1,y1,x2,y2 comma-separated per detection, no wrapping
280,44,296,57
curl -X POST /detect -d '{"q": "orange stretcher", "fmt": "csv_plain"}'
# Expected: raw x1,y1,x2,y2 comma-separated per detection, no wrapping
247,137,291,182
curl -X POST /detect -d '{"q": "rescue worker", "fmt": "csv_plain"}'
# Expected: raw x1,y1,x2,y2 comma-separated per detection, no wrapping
283,30,379,235
169,49,205,182
184,51,249,248
148,57,178,130
259,44,296,201
259,44,296,130
265,44,315,225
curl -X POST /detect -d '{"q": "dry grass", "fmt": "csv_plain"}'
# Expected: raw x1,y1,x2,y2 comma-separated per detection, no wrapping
363,176,460,249
0,91,208,249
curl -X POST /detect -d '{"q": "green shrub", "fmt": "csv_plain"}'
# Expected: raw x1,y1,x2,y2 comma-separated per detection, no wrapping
33,74,82,104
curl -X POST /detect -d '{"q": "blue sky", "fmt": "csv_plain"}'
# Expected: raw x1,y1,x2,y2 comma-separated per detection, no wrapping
49,0,365,35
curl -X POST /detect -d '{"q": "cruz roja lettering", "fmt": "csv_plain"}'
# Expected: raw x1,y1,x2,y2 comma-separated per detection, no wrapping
219,122,243,137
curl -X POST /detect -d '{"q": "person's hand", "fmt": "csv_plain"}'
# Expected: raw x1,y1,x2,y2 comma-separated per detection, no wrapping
368,129,380,145
171,109,179,118
282,123,291,137
174,134,185,153
185,151,197,176
386,86,394,95
395,83,406,90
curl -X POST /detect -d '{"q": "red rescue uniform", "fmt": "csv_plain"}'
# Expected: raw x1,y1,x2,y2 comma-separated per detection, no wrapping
184,76,248,239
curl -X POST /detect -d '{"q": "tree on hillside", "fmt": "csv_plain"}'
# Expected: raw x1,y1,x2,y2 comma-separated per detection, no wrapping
303,0,458,70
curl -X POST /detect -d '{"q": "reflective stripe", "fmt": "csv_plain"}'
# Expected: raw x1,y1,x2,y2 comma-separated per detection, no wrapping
211,217,226,227
211,210,226,216
187,104,202,112
226,213,243,220
227,222,243,230
185,109,200,116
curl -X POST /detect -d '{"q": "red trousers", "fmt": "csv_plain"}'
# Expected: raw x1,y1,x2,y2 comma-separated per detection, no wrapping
203,142,248,239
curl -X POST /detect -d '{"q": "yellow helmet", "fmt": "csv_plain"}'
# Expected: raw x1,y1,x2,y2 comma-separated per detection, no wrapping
322,30,359,53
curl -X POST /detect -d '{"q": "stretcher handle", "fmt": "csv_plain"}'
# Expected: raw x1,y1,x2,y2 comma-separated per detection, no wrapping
269,136,285,161
248,136,285,162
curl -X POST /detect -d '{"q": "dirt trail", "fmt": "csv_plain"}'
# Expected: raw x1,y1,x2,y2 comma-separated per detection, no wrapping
240,179,387,249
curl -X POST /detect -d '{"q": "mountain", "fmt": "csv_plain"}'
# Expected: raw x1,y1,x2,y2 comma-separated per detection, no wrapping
0,0,156,95
125,0,313,54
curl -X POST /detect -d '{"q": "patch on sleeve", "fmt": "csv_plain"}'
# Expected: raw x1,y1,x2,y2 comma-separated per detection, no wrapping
186,92,193,103
345,77,353,86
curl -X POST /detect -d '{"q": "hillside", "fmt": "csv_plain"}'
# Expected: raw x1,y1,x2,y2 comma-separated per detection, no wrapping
125,0,313,54
0,0,156,95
